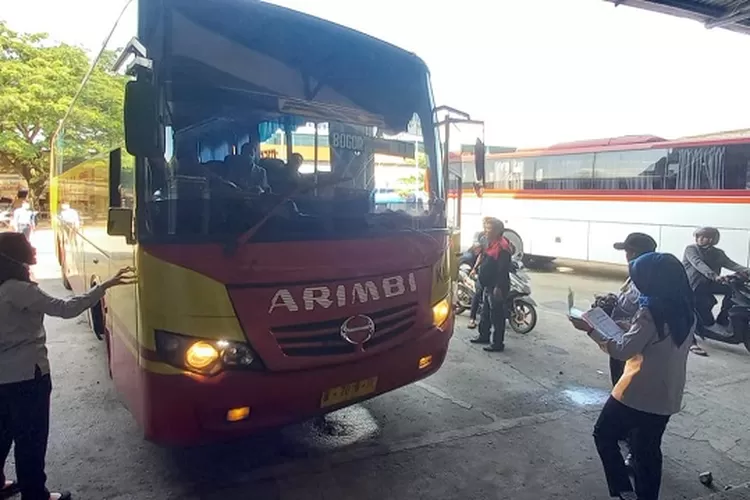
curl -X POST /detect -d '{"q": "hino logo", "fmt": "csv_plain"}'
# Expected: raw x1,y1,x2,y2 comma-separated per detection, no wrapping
340,315,375,345
268,272,417,313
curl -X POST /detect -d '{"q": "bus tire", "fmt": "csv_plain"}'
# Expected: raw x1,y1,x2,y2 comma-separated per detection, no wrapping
502,229,524,261
90,297,113,377
523,255,556,268
62,270,72,291
60,249,72,291
90,297,106,342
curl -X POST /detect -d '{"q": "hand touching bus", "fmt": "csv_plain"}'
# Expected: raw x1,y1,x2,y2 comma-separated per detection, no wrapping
102,267,137,289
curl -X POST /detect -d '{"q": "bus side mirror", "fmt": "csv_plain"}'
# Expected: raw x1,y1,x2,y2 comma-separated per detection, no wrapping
109,149,122,208
124,80,161,157
108,207,134,244
474,139,486,185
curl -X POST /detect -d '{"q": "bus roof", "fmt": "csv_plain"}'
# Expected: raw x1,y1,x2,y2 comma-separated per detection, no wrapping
603,0,750,36
483,134,750,159
158,0,430,132
443,134,750,162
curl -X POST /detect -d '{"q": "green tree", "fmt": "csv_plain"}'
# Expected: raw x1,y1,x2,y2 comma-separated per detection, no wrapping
0,21,125,204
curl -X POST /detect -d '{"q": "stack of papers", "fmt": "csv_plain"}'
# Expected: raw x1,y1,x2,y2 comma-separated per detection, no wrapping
568,288,624,341
582,307,625,341
567,288,585,319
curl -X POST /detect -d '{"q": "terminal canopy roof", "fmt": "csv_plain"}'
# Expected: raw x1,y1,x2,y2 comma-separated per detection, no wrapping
604,0,750,35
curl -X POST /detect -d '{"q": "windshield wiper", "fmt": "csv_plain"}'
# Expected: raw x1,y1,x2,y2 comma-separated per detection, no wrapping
225,175,354,255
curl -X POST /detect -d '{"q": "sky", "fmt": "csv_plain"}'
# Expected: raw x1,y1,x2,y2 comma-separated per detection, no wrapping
3,0,750,148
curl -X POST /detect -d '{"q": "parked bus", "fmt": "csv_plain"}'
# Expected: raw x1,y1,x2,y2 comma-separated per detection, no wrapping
456,134,750,266
49,0,468,445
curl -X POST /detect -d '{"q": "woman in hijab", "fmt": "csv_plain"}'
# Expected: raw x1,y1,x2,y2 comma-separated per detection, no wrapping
571,252,694,500
0,232,135,500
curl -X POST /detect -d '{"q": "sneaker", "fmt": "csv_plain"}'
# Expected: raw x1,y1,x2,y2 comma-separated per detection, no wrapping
619,492,637,500
483,344,505,352
470,337,490,344
1,481,19,499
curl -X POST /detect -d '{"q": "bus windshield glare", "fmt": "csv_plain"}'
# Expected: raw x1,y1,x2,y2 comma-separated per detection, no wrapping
141,93,439,243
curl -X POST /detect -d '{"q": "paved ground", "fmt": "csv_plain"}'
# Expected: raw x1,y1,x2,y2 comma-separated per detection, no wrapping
6,231,750,499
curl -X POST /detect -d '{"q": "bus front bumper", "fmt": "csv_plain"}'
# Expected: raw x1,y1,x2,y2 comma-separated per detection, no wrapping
141,318,453,446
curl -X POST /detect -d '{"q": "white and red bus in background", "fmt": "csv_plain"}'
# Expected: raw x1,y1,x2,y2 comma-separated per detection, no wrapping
455,134,750,266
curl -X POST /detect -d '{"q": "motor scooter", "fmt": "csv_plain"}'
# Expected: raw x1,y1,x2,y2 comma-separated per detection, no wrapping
454,260,538,334
694,274,750,353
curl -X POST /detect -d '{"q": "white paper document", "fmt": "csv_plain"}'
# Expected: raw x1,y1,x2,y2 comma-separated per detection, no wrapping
567,288,585,319
582,307,624,341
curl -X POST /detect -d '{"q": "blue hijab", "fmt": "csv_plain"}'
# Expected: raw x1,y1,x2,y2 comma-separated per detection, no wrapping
629,252,694,346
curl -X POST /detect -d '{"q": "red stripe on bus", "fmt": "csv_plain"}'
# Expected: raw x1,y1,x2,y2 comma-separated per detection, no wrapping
460,189,750,204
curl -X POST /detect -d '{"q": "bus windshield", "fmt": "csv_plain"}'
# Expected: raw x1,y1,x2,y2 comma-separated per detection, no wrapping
137,1,442,243
141,96,438,243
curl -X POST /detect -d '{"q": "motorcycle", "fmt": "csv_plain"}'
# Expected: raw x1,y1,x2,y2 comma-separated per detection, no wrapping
694,273,750,353
454,259,538,334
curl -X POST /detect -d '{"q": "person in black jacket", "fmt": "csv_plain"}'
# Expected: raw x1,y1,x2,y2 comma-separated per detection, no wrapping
683,227,749,356
470,218,512,352
683,227,749,327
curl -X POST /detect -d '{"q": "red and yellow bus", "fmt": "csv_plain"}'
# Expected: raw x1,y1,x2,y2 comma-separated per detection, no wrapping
50,0,466,445
455,134,750,266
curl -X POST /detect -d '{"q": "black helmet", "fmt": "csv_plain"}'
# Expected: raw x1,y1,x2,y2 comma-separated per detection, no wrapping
694,227,720,245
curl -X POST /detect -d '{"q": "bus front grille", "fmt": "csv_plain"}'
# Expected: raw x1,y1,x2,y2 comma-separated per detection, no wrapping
270,303,418,357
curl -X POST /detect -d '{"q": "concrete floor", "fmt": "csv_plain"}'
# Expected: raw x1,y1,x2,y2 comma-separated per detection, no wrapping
5,231,749,499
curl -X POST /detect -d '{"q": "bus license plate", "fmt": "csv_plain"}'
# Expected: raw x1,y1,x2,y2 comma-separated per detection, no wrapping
320,377,378,408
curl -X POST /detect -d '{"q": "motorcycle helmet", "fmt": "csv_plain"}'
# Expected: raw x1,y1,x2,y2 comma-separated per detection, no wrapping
694,227,720,246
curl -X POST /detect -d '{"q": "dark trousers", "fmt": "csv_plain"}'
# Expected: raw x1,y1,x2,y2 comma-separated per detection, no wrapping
477,287,507,347
469,281,484,321
0,370,51,500
609,357,625,387
695,281,733,325
594,397,670,500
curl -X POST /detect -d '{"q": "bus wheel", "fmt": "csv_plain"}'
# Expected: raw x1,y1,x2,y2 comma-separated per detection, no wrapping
523,255,556,269
59,242,72,291
503,229,524,261
90,298,106,341
62,268,72,291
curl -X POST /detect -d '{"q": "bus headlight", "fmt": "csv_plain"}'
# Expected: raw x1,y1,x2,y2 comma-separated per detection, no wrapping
432,297,451,327
218,341,255,367
155,331,256,376
186,342,220,370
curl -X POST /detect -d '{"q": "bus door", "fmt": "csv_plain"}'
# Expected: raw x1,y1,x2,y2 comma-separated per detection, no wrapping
436,107,486,278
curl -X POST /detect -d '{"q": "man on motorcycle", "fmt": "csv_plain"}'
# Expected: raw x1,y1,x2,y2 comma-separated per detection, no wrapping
470,218,513,352
683,227,750,329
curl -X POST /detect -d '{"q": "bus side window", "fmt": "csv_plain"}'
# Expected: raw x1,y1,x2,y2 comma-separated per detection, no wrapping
665,151,679,190
724,144,750,190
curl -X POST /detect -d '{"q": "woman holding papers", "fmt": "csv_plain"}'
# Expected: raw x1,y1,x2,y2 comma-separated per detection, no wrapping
571,252,694,500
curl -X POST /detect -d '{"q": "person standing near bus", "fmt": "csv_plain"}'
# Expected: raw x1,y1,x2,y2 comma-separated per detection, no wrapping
11,202,35,241
470,218,512,352
571,252,694,500
0,232,135,500
607,232,657,469
609,233,657,381
466,222,489,329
